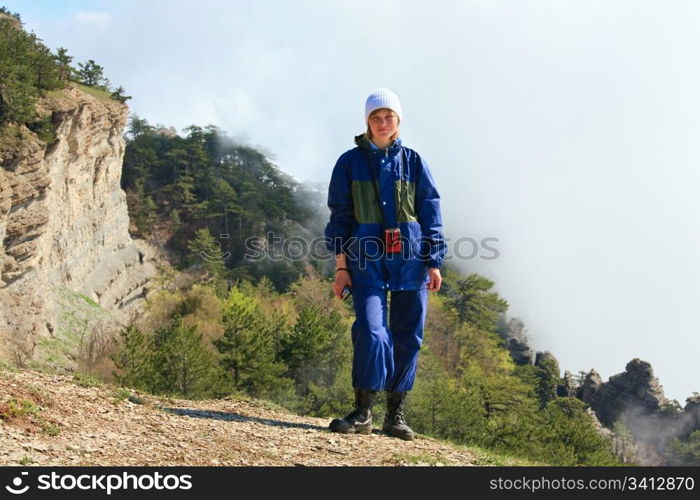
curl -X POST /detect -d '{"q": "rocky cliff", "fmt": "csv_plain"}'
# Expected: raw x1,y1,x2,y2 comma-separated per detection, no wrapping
0,85,156,365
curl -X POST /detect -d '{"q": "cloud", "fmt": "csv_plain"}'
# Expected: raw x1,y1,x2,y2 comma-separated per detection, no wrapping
72,11,111,30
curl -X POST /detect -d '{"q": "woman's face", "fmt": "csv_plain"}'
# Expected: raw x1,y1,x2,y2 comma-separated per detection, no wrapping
368,109,399,141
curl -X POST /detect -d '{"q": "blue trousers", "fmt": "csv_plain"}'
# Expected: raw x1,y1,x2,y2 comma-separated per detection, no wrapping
350,284,428,392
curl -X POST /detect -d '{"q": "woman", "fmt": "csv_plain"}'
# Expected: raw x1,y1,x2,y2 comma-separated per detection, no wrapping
324,88,447,440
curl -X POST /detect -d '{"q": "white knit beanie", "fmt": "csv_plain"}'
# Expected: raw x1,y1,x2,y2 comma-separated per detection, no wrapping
365,88,403,124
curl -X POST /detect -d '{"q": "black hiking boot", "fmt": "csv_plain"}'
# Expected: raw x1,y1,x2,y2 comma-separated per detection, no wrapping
383,391,415,441
329,388,376,435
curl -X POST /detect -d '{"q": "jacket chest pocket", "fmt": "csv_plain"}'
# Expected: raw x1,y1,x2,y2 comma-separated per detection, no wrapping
351,180,383,224
395,179,417,223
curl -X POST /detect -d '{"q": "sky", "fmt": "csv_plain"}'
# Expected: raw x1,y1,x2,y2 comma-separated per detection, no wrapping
6,0,699,404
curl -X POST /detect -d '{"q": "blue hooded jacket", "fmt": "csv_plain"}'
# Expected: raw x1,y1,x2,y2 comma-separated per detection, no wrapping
325,134,447,290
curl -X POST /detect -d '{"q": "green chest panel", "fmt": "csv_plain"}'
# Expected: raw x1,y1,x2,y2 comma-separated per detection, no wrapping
351,179,417,224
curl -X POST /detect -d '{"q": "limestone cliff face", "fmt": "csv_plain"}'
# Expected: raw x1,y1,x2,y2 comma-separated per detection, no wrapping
0,85,155,361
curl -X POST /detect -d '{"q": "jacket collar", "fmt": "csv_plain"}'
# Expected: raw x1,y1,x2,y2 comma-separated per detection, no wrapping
354,133,402,157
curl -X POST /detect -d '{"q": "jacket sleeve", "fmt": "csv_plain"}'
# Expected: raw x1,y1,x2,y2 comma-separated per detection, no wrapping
415,153,447,268
324,154,355,255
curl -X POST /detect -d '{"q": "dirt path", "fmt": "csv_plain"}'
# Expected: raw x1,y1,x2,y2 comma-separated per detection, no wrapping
0,369,478,466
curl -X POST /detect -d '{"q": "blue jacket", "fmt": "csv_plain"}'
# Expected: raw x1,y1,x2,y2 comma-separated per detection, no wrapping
325,134,447,290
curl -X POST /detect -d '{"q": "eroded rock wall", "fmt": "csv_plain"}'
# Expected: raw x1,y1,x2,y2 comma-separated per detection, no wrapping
0,85,155,361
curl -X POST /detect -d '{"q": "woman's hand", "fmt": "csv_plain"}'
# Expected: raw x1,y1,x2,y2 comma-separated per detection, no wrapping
333,269,352,299
427,267,442,292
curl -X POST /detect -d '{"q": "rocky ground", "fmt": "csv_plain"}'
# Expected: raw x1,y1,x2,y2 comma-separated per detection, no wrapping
0,368,480,466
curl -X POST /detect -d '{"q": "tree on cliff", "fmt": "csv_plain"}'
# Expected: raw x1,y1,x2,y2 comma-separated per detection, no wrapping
111,85,131,103
0,6,21,21
54,47,75,82
77,59,110,90
0,16,63,126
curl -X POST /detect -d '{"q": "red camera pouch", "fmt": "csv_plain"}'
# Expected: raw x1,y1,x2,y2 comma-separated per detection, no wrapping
384,227,402,254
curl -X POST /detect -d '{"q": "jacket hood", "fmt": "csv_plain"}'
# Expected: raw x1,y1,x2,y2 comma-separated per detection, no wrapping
354,133,403,156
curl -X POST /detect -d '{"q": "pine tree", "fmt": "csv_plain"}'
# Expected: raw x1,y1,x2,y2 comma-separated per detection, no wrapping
77,59,109,89
138,195,158,235
112,318,227,399
111,85,131,103
0,16,63,125
187,227,227,277
30,41,61,90
665,431,700,466
540,398,620,465
533,355,561,408
149,318,226,398
54,47,74,82
111,325,153,390
170,208,182,234
442,271,509,331
214,285,292,398
0,7,21,21
280,304,339,396
126,114,153,140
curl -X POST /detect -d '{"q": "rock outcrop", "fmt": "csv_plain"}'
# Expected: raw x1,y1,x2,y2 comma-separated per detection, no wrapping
557,370,577,398
0,85,156,364
583,358,667,428
497,316,534,365
578,359,700,464
579,369,603,403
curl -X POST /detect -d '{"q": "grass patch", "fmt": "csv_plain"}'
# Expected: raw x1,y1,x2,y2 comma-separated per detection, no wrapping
36,319,82,368
77,293,101,308
72,82,113,102
47,82,113,103
40,421,61,436
466,444,545,466
18,456,34,465
114,387,132,400
0,359,17,372
0,397,61,436
26,362,65,376
35,286,119,372
23,383,53,407
25,383,49,398
113,387,145,405
392,443,545,467
0,398,41,420
73,373,103,387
